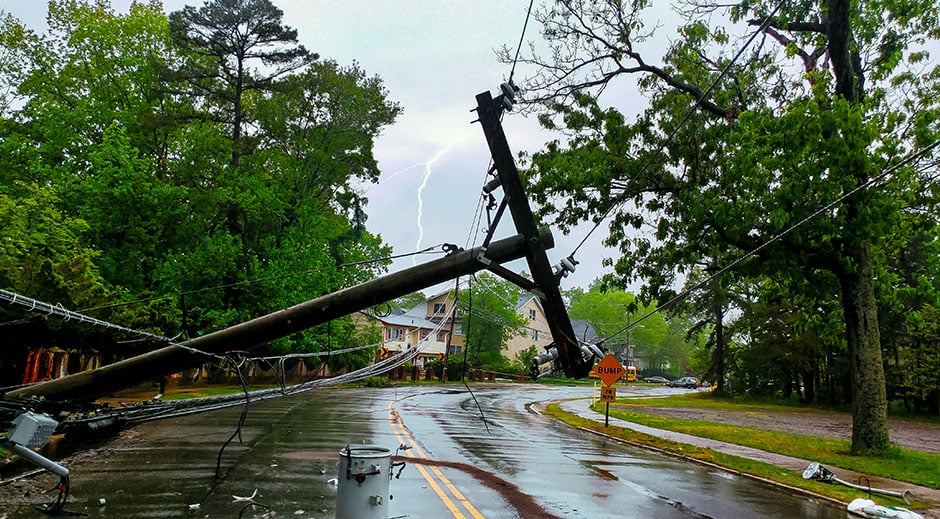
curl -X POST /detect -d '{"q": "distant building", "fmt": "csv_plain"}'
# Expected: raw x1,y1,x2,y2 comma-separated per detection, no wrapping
369,291,627,371
504,293,553,362
371,290,464,367
372,290,563,368
570,319,599,345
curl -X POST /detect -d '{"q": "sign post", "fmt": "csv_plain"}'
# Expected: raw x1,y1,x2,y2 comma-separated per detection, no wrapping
594,354,626,427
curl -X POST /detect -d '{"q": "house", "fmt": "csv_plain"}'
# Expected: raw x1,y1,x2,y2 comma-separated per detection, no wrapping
504,293,553,362
570,319,599,345
372,291,609,370
570,319,642,370
372,290,464,367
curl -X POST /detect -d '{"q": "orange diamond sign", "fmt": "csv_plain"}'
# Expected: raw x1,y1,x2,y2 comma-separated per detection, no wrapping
594,354,626,386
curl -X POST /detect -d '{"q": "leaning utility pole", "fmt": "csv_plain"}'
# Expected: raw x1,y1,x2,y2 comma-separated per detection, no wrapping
7,86,592,404
8,231,550,402
473,87,591,379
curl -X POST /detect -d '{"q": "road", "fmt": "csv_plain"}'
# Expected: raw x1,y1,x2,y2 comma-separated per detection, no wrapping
0,384,845,518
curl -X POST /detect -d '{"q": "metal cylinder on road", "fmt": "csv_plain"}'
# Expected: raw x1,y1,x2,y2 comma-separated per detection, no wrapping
336,445,391,519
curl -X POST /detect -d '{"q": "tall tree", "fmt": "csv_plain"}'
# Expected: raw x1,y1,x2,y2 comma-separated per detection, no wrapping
567,285,671,363
511,1,940,453
0,0,399,364
254,60,401,217
169,0,316,166
458,274,526,369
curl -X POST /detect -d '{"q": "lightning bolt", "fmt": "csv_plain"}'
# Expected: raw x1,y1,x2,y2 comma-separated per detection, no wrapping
381,163,425,184
414,145,452,264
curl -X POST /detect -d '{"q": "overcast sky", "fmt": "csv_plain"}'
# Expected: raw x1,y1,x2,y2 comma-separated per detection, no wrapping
1,0,679,293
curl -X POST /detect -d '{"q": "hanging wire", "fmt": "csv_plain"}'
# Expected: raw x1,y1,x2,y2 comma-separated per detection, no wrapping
0,289,172,344
594,137,940,346
465,174,490,250
65,318,454,427
509,0,537,83
448,276,489,434
214,353,251,481
460,275,474,382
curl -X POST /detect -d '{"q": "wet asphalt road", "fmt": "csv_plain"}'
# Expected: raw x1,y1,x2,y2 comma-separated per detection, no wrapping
1,384,845,518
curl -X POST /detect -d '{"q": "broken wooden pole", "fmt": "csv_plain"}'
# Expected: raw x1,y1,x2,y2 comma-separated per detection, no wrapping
8,231,550,402
475,89,590,379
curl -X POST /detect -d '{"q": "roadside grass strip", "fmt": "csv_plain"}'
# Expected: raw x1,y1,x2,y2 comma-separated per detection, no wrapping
608,395,940,490
544,403,926,509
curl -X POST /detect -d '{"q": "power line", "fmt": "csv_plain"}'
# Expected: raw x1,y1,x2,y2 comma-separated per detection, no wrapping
65,324,451,425
0,289,172,344
509,0,537,83
595,137,940,346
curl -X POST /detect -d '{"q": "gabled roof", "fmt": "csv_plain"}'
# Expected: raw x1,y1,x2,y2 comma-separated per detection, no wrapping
380,313,436,329
401,302,428,318
380,293,453,330
516,292,540,311
570,319,598,344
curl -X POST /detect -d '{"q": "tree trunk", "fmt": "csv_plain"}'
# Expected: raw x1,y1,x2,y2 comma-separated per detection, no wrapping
803,368,816,404
838,241,890,454
714,308,725,393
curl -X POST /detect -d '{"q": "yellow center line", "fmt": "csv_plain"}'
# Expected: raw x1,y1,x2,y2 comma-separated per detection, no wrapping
387,401,486,519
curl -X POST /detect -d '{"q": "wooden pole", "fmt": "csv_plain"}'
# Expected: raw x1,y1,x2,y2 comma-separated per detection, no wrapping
8,231,550,402
475,90,590,378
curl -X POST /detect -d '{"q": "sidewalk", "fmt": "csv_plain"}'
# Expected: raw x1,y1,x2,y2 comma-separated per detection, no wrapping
557,398,940,516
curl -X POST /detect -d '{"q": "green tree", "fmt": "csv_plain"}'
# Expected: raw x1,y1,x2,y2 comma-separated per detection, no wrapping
0,183,109,309
899,304,940,414
169,0,316,167
674,263,736,393
254,60,401,217
0,0,398,364
7,0,181,176
0,183,115,384
512,0,940,453
568,284,686,374
395,292,428,311
458,274,526,370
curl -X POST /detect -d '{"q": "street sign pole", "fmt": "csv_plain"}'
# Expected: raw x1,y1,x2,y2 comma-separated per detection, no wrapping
594,355,624,428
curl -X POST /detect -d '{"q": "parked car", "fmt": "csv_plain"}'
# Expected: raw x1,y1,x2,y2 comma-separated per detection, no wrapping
642,376,671,384
668,376,700,388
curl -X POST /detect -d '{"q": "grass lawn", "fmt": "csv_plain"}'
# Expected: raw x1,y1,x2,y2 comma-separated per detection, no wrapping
544,403,928,508
603,404,939,488
544,388,940,509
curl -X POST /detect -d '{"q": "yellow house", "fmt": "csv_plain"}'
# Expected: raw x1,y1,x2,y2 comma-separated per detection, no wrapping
374,291,585,368
374,291,464,367
504,293,553,362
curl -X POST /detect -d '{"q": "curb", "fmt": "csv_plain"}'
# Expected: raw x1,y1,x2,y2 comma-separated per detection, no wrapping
538,399,937,514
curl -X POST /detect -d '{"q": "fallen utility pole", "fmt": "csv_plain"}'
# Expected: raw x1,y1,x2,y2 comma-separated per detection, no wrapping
8,231,550,403
474,89,591,379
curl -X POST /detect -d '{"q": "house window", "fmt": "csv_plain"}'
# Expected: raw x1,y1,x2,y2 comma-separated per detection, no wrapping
447,345,463,355
433,302,446,315
529,309,536,320
388,328,403,341
530,329,539,340
420,329,430,340
436,331,447,342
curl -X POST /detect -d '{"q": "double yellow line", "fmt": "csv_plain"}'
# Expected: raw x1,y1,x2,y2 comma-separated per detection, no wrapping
387,401,486,519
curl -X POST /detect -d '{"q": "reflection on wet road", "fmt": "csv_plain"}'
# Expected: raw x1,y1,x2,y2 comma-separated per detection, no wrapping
1,384,846,518
390,384,844,518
